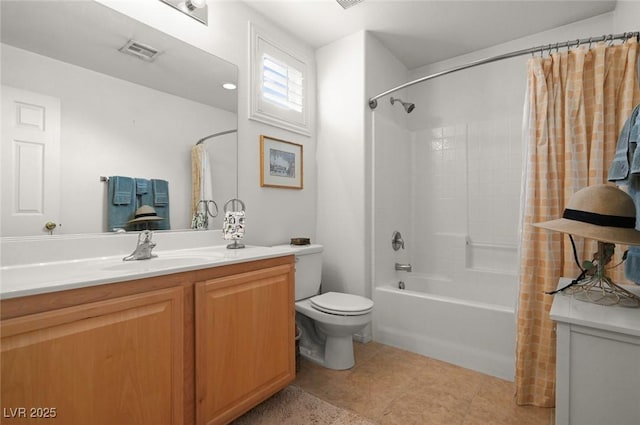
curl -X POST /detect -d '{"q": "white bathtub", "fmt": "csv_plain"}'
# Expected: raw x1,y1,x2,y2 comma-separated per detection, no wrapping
372,271,517,380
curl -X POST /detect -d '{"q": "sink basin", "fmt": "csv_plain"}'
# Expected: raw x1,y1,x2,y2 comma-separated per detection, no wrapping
102,256,214,272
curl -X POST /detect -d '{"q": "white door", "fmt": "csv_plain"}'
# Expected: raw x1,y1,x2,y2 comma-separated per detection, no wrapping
1,85,61,236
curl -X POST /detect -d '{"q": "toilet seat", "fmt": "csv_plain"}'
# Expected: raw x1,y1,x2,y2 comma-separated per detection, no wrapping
310,292,374,316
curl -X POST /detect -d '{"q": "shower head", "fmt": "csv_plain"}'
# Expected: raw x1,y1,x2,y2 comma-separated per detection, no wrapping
390,97,415,113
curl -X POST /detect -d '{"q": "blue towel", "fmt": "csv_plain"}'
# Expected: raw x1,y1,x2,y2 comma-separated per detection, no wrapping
135,178,153,208
625,247,640,284
151,179,170,231
107,176,136,231
626,175,640,283
136,178,150,195
112,176,133,205
152,179,169,205
608,105,640,283
629,112,640,174
608,105,640,181
628,106,640,284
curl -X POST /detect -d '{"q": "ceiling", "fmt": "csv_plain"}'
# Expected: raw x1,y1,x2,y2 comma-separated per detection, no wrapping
1,0,238,112
241,0,617,70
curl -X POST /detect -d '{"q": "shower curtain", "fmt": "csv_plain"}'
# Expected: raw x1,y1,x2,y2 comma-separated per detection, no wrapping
516,38,640,407
191,144,213,228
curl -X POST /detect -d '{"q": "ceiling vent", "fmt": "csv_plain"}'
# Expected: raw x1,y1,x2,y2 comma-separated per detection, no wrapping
336,0,364,10
119,40,161,62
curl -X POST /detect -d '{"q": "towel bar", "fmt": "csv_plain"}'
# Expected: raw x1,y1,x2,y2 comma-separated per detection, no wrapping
466,240,517,250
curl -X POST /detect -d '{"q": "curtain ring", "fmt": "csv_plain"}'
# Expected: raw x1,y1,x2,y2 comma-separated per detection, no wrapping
588,37,592,49
607,34,614,46
555,42,560,52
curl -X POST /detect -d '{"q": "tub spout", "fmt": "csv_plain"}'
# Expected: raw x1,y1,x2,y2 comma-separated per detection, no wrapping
395,263,412,272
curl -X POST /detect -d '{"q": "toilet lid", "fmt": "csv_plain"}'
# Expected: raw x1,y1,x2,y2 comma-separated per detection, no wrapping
310,292,374,316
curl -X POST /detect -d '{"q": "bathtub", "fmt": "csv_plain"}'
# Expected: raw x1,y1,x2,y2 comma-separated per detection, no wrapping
372,270,517,380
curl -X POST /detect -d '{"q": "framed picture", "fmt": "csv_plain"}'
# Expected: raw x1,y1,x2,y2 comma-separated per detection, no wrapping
260,135,303,189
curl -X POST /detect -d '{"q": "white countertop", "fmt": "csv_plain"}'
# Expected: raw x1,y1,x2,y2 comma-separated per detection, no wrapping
550,277,640,337
0,244,295,300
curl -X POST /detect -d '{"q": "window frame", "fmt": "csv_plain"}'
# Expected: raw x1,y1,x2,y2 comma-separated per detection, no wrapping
249,23,311,136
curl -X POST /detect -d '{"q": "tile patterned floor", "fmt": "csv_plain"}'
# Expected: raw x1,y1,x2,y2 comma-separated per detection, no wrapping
294,341,554,425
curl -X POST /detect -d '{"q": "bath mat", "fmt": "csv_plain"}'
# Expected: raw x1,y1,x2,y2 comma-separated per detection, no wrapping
231,385,376,425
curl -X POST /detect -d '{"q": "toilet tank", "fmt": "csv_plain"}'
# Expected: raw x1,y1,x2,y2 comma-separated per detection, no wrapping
277,244,323,301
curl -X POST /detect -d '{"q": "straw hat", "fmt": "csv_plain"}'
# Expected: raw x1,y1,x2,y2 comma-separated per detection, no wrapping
127,205,164,223
533,184,640,246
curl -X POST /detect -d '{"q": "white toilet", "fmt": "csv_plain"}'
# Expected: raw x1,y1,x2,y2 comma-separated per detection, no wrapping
281,244,374,370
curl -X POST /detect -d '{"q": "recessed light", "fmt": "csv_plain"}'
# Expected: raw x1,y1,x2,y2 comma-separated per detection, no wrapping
222,82,237,90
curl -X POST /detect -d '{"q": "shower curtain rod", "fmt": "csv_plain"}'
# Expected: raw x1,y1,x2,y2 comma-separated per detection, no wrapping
368,31,639,110
195,129,237,145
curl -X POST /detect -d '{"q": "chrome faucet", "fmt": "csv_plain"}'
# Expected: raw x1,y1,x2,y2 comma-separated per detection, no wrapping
123,230,157,261
395,262,412,272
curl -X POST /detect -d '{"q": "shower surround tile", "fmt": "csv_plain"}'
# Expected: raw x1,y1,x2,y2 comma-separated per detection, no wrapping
295,342,553,425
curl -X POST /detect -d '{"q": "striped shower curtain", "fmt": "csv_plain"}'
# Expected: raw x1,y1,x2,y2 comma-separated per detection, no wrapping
516,38,640,407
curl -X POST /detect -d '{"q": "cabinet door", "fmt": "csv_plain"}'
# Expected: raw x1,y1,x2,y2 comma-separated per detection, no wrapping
195,264,295,425
1,286,184,425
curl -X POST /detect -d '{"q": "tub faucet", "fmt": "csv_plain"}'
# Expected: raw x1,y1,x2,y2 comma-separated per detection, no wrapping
123,230,157,261
395,262,412,272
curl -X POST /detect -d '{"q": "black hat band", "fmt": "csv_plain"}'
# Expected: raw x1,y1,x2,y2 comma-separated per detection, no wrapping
135,212,158,219
563,208,636,229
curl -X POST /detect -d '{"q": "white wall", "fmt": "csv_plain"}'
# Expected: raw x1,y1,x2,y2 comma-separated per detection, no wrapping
314,29,418,299
97,0,317,246
613,1,640,31
1,44,236,234
315,31,367,297
365,33,411,288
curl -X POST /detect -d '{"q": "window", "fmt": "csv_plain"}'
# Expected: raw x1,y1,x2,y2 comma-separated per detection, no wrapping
250,23,310,136
262,54,303,113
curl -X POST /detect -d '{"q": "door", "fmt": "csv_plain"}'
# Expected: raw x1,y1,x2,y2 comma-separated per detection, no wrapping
1,85,61,236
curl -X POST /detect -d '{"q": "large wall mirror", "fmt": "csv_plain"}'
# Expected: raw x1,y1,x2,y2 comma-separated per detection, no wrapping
1,0,238,237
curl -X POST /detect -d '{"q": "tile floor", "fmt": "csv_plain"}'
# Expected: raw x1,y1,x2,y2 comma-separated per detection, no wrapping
294,341,554,425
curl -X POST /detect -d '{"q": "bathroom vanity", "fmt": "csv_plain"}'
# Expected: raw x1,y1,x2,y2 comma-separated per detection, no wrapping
551,278,640,425
0,240,295,425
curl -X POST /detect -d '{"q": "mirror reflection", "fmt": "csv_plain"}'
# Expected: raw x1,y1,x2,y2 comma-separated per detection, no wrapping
0,0,238,237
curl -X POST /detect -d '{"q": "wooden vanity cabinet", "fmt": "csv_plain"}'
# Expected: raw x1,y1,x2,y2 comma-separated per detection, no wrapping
0,286,184,425
195,264,295,425
0,255,295,425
